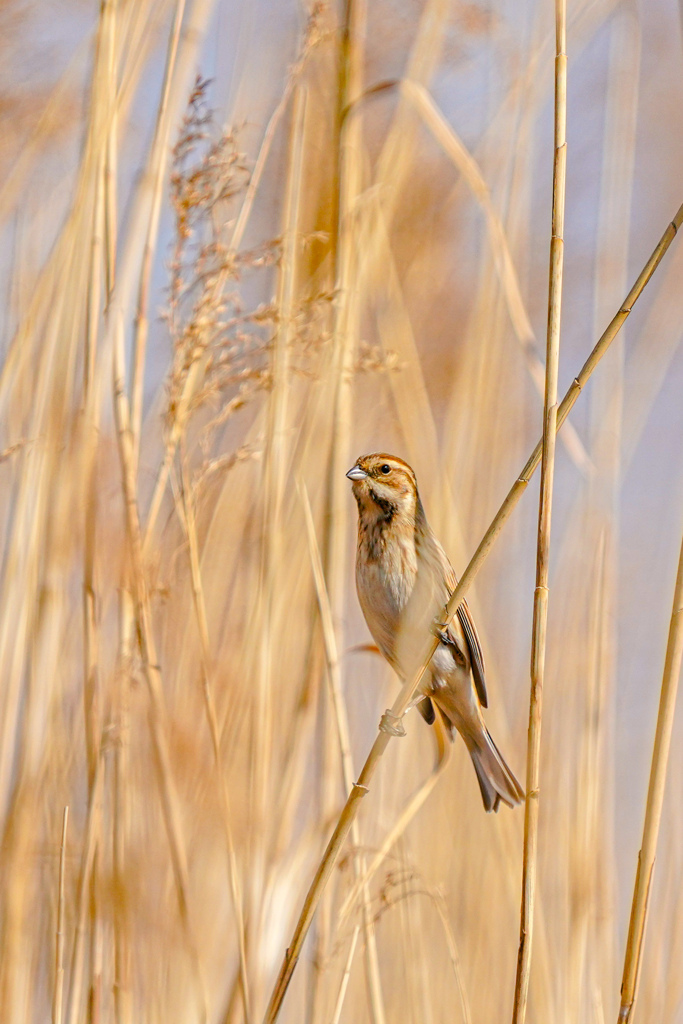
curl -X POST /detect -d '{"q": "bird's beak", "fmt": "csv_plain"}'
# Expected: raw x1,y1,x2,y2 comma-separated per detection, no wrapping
346,464,368,481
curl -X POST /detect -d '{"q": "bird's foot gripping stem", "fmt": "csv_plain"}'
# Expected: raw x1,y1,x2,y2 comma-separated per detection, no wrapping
431,621,454,647
379,710,406,737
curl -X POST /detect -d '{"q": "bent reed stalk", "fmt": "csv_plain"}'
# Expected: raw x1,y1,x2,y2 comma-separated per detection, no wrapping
262,199,683,1024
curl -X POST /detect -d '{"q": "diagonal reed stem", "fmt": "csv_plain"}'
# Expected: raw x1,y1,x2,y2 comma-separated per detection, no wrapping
617,515,683,1022
261,200,683,1024
511,3,567,1022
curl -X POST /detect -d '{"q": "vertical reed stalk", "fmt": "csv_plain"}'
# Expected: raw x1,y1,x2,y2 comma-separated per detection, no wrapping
316,0,385,1020
113,597,133,1024
82,0,108,796
110,39,208,1007
112,323,208,1017
103,0,118,302
568,14,640,1016
512,3,567,1021
130,0,187,470
88,2,118,1016
248,81,307,1022
617,520,683,1020
52,807,69,1024
322,0,366,629
178,459,252,1024
66,754,104,1024
93,9,117,1016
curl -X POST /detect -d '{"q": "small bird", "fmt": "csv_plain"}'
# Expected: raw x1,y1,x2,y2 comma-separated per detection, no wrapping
347,452,524,812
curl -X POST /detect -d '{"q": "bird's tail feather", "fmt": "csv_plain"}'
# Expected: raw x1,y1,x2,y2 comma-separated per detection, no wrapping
469,728,525,813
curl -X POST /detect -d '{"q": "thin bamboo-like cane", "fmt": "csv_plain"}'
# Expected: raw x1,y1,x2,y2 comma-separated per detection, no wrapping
261,200,683,1024
511,2,567,1020
617,518,683,1020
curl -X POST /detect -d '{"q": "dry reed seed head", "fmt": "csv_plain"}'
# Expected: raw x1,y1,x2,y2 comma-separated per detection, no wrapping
162,68,380,469
163,83,287,448
354,341,402,375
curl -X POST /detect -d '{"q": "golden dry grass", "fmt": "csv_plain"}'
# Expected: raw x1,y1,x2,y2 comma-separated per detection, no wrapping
1,2,683,1023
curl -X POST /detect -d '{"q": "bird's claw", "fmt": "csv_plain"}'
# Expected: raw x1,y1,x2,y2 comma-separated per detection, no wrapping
431,621,452,646
379,710,406,737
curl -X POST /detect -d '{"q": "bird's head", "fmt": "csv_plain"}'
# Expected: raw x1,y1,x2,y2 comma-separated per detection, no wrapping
346,453,420,525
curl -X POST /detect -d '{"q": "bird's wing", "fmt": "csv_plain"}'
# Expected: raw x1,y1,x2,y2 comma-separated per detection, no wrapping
456,600,487,708
441,555,488,708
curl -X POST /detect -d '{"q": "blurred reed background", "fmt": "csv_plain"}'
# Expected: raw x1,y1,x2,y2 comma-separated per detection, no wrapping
1,0,683,1022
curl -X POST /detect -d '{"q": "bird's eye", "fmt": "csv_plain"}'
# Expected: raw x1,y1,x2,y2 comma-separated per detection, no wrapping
380,464,391,475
